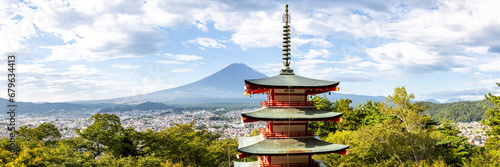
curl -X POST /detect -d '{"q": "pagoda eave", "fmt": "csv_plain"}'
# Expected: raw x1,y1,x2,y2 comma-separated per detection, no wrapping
242,115,343,123
244,85,339,95
244,75,340,95
237,137,350,156
241,108,343,123
237,148,349,156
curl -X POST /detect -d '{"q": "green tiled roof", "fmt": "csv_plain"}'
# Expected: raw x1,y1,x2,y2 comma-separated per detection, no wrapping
245,75,339,88
237,136,349,155
242,108,343,121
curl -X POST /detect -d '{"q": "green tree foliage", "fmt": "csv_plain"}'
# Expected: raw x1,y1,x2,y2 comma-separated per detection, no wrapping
14,123,61,145
0,147,13,166
436,121,471,165
359,101,386,127
140,120,238,166
482,83,500,150
316,87,443,166
3,113,239,167
86,153,182,167
334,98,362,131
477,82,500,162
76,113,140,158
76,113,121,158
308,96,386,137
308,95,338,137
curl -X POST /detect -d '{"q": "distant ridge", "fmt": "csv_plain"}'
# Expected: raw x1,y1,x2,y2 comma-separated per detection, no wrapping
74,63,396,105
89,63,268,104
444,98,469,103
422,99,441,104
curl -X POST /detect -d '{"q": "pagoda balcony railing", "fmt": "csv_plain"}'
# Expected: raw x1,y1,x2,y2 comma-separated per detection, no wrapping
260,128,314,138
261,101,314,107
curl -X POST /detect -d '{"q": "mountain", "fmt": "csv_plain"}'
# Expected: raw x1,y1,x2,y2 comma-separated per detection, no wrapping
425,99,496,122
80,63,390,104
329,93,386,106
94,63,268,104
0,98,120,114
103,63,394,104
422,99,441,103
444,98,469,103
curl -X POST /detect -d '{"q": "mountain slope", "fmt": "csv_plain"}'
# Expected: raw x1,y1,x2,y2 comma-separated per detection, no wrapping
78,63,391,104
102,63,268,103
425,99,496,122
423,99,441,103
444,98,468,103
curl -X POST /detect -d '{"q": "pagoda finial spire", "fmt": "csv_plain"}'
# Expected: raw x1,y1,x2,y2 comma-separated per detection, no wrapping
280,4,294,75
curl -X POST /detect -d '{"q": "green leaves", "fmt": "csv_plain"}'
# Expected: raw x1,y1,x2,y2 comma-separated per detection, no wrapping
14,123,61,143
76,113,126,158
479,83,500,161
137,120,237,167
436,121,471,165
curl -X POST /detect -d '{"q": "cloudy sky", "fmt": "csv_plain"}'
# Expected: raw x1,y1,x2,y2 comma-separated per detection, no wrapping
1,0,500,103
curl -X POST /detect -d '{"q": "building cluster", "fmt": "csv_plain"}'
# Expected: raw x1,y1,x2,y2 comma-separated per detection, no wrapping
454,122,488,146
0,108,264,139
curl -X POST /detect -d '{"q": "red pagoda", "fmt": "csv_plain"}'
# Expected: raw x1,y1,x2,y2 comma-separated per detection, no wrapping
234,4,349,167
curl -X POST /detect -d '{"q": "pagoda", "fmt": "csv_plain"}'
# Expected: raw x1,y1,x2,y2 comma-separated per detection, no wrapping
234,4,349,167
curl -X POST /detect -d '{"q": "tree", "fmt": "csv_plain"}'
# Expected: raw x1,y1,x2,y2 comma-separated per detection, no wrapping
481,83,500,160
308,95,338,137
110,127,141,157
436,121,471,165
360,101,385,127
140,120,237,166
319,87,440,166
334,98,364,131
76,113,124,159
380,87,432,163
14,123,61,145
0,148,13,166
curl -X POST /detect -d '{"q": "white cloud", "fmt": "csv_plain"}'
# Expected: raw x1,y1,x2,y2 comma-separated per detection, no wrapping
478,59,500,72
185,37,226,50
478,78,500,85
292,37,334,48
463,72,487,78
172,68,194,73
111,64,142,69
358,42,477,77
452,67,471,73
165,53,203,61
230,11,282,49
465,46,489,54
0,0,38,56
5,0,500,60
8,0,167,62
156,60,185,64
11,63,128,102
296,49,331,59
17,64,55,74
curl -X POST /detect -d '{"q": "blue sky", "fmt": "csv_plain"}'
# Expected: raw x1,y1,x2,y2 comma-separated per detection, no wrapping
1,0,499,102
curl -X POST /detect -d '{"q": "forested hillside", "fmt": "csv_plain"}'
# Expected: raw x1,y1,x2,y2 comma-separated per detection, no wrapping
425,99,496,122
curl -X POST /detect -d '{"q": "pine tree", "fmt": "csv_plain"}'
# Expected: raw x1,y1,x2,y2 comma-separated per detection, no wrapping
482,83,500,156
